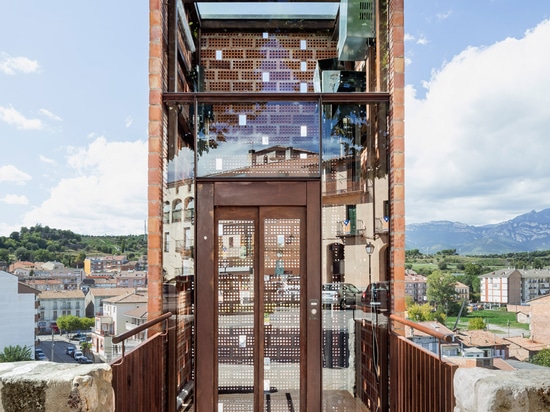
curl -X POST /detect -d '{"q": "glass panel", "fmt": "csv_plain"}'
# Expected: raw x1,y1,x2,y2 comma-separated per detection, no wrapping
320,101,389,399
197,102,320,178
198,3,339,20
217,219,255,410
263,218,301,411
162,103,195,409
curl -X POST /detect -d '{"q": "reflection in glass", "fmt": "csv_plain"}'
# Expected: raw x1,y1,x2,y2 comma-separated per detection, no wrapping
217,220,255,410
263,218,301,409
197,102,320,178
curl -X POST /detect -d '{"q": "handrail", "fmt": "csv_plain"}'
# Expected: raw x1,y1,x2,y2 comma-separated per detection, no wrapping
390,314,454,343
112,311,173,344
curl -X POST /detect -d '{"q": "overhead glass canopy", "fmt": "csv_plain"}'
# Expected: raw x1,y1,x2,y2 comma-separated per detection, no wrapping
197,2,339,20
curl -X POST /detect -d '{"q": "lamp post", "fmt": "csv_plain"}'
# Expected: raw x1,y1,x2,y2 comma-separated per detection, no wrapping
365,242,374,286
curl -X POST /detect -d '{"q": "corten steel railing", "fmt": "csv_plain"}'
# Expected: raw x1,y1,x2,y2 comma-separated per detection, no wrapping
356,316,389,412
110,312,174,412
389,314,458,412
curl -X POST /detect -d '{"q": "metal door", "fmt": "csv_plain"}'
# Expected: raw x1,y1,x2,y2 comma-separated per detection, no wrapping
195,181,321,411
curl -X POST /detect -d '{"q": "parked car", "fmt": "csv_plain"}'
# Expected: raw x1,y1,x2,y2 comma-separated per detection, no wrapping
361,282,390,312
322,282,361,309
73,350,83,361
35,348,48,361
77,356,93,364
71,333,86,341
65,345,76,356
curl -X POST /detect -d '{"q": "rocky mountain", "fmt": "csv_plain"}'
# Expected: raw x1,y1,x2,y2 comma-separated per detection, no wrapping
406,209,550,255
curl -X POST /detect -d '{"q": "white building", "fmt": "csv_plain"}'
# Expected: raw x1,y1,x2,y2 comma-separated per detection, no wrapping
479,269,522,305
84,287,135,317
91,291,147,361
520,269,550,302
0,271,38,353
37,290,86,324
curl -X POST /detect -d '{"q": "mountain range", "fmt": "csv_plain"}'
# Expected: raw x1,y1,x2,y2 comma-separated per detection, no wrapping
405,208,550,255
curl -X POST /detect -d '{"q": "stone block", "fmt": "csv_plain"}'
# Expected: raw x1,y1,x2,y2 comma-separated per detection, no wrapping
454,367,550,412
0,362,113,412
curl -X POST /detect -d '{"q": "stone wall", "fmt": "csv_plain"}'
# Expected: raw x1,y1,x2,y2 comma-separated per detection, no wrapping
454,367,550,412
0,362,113,412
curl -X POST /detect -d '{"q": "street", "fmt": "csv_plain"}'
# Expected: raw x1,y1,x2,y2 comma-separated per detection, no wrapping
36,334,100,364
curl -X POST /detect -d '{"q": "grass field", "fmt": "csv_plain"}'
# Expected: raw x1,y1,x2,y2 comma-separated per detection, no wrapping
446,309,530,332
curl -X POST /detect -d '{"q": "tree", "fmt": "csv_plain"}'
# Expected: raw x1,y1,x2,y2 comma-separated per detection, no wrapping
0,345,33,362
530,348,550,367
464,263,482,277
468,317,486,330
15,246,32,261
57,315,89,333
426,271,457,312
407,303,435,322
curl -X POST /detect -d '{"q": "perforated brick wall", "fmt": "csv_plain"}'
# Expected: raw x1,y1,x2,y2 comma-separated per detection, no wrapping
200,32,337,93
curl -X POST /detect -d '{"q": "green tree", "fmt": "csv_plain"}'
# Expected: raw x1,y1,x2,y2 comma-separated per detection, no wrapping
407,303,435,321
426,271,457,311
15,246,32,261
82,317,95,330
464,263,482,277
0,345,33,362
57,315,90,333
468,317,486,330
530,348,550,367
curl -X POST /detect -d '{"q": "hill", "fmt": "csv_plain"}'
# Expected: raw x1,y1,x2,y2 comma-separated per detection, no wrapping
0,225,147,267
406,209,550,255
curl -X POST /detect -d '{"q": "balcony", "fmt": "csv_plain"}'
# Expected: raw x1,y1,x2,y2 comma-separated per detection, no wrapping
336,219,366,237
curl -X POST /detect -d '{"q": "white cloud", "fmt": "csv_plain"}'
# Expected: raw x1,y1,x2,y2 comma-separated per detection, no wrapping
436,10,452,21
404,33,415,42
0,105,43,130
0,165,32,184
1,194,29,205
406,19,550,226
416,35,428,45
39,108,63,122
125,116,134,128
0,52,40,75
22,137,148,235
39,155,56,165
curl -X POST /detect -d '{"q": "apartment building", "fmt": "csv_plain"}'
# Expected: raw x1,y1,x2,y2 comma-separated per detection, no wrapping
91,291,147,361
37,289,86,323
479,269,522,305
0,271,38,352
405,271,427,304
521,269,550,302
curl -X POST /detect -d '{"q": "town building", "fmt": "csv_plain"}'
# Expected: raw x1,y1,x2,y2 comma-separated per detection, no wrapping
404,271,427,304
84,288,136,317
520,269,550,302
114,270,147,289
455,281,470,302
407,321,458,356
456,330,509,360
527,294,550,345
147,0,404,409
37,290,86,324
479,269,522,305
84,255,129,275
0,271,39,353
91,291,147,361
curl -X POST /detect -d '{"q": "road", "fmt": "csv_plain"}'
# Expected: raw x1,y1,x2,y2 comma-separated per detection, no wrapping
36,335,99,364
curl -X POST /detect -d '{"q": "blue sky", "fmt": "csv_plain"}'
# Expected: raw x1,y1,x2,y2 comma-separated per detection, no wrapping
0,1,549,236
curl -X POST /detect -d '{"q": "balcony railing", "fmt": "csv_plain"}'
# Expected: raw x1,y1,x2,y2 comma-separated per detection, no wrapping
389,314,458,411
110,312,186,412
112,311,457,411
